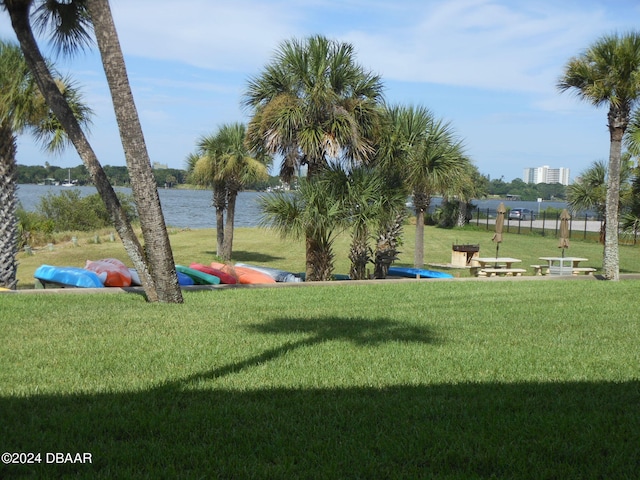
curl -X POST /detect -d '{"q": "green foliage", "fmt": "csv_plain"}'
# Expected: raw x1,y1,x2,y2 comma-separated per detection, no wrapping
16,207,54,248
487,177,566,200
37,189,137,231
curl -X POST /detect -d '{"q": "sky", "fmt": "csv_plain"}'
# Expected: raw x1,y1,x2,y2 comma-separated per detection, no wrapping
3,0,640,183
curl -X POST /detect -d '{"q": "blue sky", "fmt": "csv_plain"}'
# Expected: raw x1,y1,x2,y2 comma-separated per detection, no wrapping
3,0,640,182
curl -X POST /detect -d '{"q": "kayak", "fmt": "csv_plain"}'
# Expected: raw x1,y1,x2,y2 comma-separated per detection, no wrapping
175,265,221,285
176,271,195,286
387,266,453,279
235,263,302,282
210,262,276,285
189,263,237,284
34,265,106,288
85,258,132,287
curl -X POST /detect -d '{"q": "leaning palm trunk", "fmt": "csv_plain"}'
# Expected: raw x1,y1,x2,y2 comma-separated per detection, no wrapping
373,212,404,279
87,0,182,302
5,2,160,301
0,124,18,289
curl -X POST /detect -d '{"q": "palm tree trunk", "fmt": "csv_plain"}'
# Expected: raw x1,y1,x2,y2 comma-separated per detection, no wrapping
0,124,18,289
212,186,225,257
86,0,182,302
5,0,160,301
413,192,429,268
603,107,624,280
222,188,238,261
374,212,404,279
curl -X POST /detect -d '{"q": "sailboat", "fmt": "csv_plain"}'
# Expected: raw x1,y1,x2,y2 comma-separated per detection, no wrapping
62,169,74,187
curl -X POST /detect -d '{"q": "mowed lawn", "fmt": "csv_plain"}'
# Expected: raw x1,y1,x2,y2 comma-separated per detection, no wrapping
2,277,640,478
2,225,640,477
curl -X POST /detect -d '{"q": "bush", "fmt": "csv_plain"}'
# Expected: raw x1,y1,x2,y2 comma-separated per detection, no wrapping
36,189,138,232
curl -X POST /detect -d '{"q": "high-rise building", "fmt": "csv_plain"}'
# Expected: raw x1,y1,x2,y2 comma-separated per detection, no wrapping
523,166,570,186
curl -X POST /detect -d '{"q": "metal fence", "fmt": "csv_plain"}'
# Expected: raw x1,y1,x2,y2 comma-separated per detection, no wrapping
469,207,640,244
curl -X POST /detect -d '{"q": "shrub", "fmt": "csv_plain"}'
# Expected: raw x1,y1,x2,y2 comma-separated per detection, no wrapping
36,189,138,232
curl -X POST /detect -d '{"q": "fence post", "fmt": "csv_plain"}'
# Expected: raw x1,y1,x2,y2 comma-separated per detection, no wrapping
541,211,546,236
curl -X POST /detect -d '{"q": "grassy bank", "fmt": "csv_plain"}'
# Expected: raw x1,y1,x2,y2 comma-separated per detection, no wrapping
14,223,640,288
1,280,639,478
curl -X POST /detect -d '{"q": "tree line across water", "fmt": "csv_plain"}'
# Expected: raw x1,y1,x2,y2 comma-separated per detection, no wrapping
17,163,568,200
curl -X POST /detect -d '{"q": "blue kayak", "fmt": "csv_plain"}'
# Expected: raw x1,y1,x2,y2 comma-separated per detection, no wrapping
34,265,106,288
387,266,453,279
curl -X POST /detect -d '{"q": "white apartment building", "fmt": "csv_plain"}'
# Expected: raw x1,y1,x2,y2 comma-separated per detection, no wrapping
523,166,570,186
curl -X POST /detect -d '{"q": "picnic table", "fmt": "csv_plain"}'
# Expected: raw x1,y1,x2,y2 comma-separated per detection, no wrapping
538,257,593,276
471,257,526,277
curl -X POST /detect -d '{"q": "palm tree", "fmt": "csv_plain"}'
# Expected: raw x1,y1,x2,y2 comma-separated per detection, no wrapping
322,164,388,280
259,174,345,281
244,35,385,276
189,123,269,260
243,34,385,181
83,0,182,302
0,39,91,289
2,0,167,302
558,31,640,280
382,105,467,268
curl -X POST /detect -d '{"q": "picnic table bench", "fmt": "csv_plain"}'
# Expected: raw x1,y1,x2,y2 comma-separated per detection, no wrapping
478,268,527,277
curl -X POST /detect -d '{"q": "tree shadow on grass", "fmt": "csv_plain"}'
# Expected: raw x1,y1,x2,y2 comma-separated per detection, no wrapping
2,317,639,478
203,250,285,263
169,316,439,388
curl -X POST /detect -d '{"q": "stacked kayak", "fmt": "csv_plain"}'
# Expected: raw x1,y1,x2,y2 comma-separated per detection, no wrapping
175,265,221,285
387,266,453,279
34,265,106,288
85,258,132,287
210,262,276,285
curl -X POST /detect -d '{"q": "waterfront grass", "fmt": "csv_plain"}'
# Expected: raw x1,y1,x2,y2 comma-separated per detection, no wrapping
1,280,639,478
14,224,640,288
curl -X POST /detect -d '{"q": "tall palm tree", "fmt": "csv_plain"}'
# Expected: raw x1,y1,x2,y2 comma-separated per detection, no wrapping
189,123,268,260
186,151,226,257
383,105,467,268
1,40,92,289
558,31,640,280
243,34,385,181
244,35,385,276
2,0,167,302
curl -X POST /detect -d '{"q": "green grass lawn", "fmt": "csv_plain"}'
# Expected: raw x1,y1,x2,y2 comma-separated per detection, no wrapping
4,225,640,477
2,278,640,478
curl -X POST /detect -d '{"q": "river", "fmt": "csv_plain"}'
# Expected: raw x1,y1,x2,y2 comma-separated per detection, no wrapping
16,184,574,229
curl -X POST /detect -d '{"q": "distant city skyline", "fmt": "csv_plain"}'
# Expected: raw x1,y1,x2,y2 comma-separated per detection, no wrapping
523,166,570,186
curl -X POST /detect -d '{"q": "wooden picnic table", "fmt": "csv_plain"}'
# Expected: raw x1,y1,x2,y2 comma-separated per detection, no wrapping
471,257,525,277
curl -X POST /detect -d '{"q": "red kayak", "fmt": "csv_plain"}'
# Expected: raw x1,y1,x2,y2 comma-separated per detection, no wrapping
190,263,237,284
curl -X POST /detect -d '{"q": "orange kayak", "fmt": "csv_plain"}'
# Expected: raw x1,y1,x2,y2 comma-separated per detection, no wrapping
210,262,276,285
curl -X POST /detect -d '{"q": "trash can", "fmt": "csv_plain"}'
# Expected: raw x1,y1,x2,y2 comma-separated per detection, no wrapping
451,244,480,267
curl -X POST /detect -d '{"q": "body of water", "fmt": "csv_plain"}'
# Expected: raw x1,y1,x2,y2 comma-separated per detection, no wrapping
16,185,264,229
16,184,573,229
